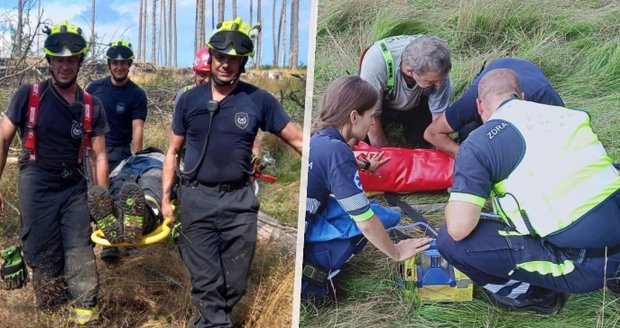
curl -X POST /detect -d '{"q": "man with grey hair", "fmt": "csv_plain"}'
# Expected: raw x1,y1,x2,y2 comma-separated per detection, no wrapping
359,35,452,148
437,68,620,313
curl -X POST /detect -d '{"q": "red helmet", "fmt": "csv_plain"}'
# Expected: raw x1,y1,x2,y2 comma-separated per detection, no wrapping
193,47,211,72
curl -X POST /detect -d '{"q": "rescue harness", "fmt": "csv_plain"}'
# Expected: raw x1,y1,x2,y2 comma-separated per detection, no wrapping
359,40,395,96
24,82,93,163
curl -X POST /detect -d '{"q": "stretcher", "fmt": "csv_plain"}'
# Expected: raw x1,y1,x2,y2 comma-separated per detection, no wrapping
353,142,454,193
91,217,173,247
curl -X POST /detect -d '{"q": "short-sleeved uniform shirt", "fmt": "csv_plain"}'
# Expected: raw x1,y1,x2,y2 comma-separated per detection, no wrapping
4,79,108,171
451,98,615,243
359,35,451,116
172,81,290,184
306,127,373,221
86,77,148,147
445,58,564,132
450,99,524,204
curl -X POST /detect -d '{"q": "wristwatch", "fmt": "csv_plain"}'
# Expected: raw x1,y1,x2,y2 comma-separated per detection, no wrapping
359,158,371,171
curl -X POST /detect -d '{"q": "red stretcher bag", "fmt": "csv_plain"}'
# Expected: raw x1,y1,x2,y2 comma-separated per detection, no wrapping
353,142,454,192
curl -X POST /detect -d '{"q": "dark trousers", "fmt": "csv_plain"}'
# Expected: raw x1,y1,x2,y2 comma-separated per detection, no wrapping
437,220,620,296
178,182,259,328
379,96,432,148
18,165,98,310
107,145,132,172
302,236,368,298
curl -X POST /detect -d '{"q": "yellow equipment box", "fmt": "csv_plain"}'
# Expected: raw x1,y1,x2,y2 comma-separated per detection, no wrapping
399,243,473,303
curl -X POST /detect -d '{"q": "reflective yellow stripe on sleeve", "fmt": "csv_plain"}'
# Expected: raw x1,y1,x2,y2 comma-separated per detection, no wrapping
349,208,375,222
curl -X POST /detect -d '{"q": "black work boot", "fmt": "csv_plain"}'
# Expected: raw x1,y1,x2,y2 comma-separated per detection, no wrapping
483,287,566,314
88,185,124,244
117,182,145,244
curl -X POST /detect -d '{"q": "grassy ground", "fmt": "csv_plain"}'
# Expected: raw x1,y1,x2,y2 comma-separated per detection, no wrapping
302,0,620,327
0,67,305,327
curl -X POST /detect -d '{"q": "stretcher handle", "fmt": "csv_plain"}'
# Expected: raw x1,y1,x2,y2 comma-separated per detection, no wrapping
91,217,172,247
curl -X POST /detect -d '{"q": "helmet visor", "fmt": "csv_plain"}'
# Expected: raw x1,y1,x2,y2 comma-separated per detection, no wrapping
44,33,87,54
209,31,253,55
106,46,134,60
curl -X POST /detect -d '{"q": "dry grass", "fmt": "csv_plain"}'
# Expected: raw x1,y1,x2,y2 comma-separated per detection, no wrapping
240,241,296,328
0,239,295,328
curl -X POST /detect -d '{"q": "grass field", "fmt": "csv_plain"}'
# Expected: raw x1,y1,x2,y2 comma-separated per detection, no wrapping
301,0,620,327
0,67,305,327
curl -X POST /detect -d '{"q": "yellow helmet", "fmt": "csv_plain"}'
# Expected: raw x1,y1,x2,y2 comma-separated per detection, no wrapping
106,40,135,60
207,17,254,57
43,20,89,57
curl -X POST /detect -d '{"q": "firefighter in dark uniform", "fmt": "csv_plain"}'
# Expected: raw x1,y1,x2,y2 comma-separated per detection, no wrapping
87,40,148,171
0,20,108,325
161,17,302,327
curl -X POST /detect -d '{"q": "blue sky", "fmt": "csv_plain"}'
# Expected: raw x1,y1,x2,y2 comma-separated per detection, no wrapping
0,0,311,67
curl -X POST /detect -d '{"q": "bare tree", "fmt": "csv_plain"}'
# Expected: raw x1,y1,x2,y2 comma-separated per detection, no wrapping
141,0,149,61
36,0,41,53
173,0,177,66
13,0,24,57
151,0,156,63
168,0,173,66
90,0,95,58
271,0,277,67
138,0,144,61
218,0,225,23
250,0,253,25
289,0,298,69
279,0,286,67
211,0,215,29
256,0,262,68
159,0,164,65
232,0,237,18
195,0,205,54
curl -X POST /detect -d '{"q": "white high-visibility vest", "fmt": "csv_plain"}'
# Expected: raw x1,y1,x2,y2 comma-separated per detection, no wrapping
489,100,620,237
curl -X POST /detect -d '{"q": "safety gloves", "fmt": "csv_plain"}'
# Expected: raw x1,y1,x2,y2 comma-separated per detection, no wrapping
1,245,29,290
171,222,182,242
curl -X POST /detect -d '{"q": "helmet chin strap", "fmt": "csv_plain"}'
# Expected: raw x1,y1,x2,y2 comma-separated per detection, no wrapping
211,74,238,87
49,67,78,89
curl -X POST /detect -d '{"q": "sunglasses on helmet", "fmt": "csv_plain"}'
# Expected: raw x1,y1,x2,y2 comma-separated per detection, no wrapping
209,31,253,54
107,46,134,60
44,33,87,54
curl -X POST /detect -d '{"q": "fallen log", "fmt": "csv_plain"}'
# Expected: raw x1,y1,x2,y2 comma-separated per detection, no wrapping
257,211,297,246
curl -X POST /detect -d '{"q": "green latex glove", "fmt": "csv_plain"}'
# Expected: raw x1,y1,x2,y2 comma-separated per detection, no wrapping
171,222,182,242
1,245,29,290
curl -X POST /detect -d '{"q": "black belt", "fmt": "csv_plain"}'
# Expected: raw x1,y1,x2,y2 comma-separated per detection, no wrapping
26,164,81,179
186,178,249,192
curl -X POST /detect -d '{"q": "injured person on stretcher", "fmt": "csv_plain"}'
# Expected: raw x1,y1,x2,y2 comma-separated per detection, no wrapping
87,147,165,259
